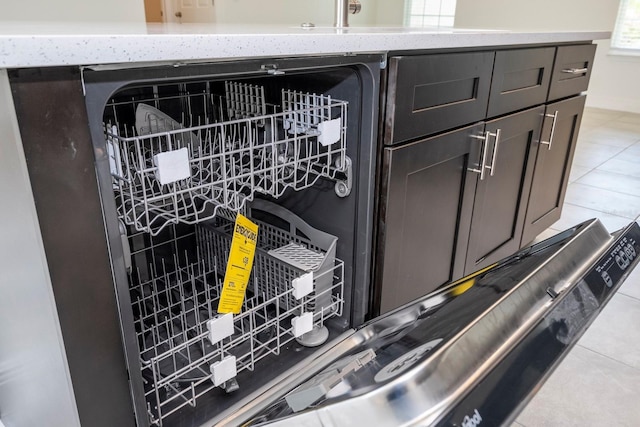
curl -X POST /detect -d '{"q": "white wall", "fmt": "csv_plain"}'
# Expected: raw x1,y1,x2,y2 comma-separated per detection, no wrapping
214,0,353,26
1,0,404,29
587,40,640,113
2,0,145,22
375,0,406,27
455,0,617,31
455,0,640,114
214,0,404,27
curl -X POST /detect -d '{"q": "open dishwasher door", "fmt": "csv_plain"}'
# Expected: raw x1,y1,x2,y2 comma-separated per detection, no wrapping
227,218,640,427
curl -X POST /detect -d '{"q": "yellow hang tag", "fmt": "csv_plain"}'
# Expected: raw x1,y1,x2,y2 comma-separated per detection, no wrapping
217,214,259,314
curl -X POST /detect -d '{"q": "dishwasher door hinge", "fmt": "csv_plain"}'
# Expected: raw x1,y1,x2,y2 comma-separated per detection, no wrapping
261,64,286,75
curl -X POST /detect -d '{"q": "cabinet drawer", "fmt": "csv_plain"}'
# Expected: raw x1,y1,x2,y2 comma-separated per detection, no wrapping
548,44,597,101
385,52,494,145
487,47,555,117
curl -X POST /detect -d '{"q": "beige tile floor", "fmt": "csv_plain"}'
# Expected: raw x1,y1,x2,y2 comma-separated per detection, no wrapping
514,108,640,426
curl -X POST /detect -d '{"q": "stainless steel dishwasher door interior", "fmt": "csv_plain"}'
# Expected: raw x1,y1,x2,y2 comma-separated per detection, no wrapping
82,55,382,427
239,218,640,427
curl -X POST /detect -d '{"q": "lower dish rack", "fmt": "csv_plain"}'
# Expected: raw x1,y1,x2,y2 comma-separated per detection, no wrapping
127,202,344,426
105,81,350,236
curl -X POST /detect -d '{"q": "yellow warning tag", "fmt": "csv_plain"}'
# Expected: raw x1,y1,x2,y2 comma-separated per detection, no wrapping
217,214,259,314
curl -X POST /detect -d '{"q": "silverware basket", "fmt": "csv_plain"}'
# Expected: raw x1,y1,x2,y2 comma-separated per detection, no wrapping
197,199,341,328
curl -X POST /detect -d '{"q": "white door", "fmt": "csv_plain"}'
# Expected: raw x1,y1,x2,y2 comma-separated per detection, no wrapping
144,0,165,23
172,0,216,23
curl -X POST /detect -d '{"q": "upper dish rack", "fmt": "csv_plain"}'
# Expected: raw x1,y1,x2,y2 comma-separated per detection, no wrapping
105,81,351,236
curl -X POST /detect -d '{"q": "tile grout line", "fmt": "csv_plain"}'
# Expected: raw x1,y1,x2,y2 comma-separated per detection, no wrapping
615,280,640,303
570,175,640,199
579,137,640,147
575,165,640,183
579,131,640,145
617,289,640,303
572,156,615,170
575,343,640,372
577,137,638,149
569,163,596,182
563,201,639,221
612,142,640,159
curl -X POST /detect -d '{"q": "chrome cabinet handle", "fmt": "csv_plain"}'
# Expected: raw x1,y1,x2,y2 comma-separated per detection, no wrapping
562,67,588,74
540,111,559,150
469,131,490,180
488,128,501,177
468,129,500,180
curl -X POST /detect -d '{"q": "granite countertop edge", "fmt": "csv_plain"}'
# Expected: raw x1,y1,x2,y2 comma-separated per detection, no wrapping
0,25,611,68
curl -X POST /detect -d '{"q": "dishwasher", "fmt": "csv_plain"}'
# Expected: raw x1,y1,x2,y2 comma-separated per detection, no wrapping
79,55,382,427
6,54,640,427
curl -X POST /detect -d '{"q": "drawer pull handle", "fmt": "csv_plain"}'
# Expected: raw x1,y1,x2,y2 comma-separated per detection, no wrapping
562,67,588,74
540,111,559,150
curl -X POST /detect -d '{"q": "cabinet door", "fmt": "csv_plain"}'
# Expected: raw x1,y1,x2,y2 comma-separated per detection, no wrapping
385,52,494,145
375,123,483,315
487,47,555,117
465,107,544,273
521,95,586,244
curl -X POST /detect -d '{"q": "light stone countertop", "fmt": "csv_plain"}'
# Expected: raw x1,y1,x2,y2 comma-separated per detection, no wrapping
0,22,610,68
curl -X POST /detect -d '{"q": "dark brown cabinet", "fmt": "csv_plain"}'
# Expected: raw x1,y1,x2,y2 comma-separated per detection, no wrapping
521,95,586,244
375,43,595,315
465,106,544,272
376,107,546,312
376,124,483,314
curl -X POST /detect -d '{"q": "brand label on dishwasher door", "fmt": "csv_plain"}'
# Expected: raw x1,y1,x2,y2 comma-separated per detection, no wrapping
461,409,483,427
218,214,259,314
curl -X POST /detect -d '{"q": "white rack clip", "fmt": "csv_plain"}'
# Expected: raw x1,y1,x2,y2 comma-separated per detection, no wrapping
292,272,314,300
153,147,191,185
292,312,314,337
317,118,342,146
211,356,237,387
207,313,234,345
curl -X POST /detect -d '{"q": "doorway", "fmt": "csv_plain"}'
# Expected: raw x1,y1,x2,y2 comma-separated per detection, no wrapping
144,0,164,23
170,0,216,23
144,0,216,23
